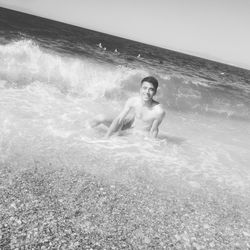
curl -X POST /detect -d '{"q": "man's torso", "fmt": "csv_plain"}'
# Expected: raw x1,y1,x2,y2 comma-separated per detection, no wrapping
129,97,161,131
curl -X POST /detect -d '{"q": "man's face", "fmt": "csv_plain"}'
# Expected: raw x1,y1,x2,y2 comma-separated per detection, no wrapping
140,81,156,101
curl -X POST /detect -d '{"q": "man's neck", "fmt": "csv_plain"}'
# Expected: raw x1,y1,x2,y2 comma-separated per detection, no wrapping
141,98,154,107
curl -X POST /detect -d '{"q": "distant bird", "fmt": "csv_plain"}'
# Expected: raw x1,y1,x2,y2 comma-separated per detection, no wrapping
220,72,225,75
103,47,107,51
114,49,118,53
97,42,103,48
137,54,141,58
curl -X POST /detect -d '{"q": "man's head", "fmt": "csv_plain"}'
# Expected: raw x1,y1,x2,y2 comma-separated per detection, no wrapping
141,76,158,91
140,76,158,102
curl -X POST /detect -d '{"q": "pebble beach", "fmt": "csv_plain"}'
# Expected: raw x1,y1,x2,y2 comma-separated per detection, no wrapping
1,160,250,249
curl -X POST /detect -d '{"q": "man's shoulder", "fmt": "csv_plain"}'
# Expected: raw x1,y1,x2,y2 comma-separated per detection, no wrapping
154,103,165,117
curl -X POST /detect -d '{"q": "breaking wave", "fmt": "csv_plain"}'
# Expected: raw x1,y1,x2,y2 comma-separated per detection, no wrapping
0,39,249,120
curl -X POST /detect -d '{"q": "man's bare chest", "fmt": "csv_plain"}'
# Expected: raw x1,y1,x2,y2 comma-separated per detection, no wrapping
134,106,158,121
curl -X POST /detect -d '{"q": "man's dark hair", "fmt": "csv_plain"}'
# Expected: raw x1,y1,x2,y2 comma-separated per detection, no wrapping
141,76,158,91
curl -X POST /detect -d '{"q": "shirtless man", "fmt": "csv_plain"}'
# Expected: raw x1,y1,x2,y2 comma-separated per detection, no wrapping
91,76,165,138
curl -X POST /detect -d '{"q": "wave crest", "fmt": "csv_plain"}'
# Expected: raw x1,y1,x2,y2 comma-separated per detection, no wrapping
0,39,148,99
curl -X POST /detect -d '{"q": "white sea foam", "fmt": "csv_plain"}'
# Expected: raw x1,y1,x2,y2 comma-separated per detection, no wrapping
0,39,148,99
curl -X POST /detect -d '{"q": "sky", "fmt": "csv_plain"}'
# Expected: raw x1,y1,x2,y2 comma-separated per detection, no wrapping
0,0,250,70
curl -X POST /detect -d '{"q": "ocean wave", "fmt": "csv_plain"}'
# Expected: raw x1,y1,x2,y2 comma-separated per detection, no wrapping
0,39,148,99
0,39,249,120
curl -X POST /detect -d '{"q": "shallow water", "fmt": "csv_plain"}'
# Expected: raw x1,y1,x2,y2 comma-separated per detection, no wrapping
1,79,249,196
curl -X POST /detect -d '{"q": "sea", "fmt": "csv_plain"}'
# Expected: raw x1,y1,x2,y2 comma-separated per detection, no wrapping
0,7,250,196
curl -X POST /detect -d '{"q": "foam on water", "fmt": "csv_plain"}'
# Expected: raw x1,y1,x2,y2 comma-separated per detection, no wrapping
0,39,250,196
0,40,148,98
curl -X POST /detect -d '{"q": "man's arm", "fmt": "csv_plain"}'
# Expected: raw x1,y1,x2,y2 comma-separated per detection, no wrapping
105,98,133,138
149,109,165,138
